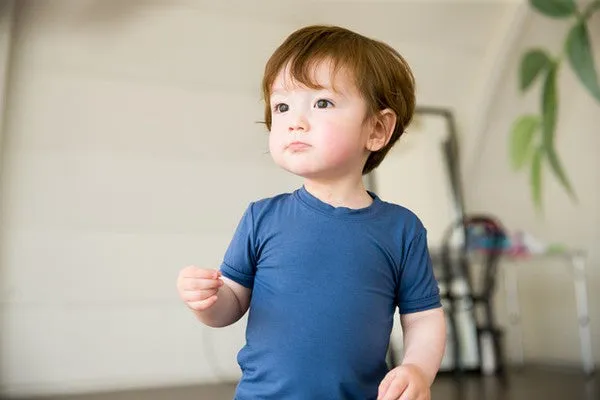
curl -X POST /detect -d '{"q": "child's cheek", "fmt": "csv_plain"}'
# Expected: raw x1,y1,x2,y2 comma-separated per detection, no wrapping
268,129,285,163
319,124,358,162
268,122,286,146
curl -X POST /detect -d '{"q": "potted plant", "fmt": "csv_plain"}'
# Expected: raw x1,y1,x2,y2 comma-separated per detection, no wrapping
509,0,600,209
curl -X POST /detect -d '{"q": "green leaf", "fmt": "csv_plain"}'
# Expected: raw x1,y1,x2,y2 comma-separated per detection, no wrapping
530,0,577,18
520,49,552,92
530,147,544,209
541,64,558,149
540,64,578,200
509,115,540,170
545,144,577,200
566,21,600,102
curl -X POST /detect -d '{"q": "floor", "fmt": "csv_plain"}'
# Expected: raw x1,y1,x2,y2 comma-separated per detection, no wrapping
14,366,599,400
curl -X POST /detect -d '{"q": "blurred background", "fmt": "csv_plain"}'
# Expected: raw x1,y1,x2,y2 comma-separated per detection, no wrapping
0,0,598,399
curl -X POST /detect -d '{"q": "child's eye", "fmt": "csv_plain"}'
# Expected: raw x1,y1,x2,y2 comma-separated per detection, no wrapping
315,99,334,109
274,103,289,113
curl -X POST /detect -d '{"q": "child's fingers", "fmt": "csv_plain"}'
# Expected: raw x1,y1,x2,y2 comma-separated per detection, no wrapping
181,277,223,291
398,385,417,400
179,266,221,280
192,268,221,279
377,370,395,399
380,374,409,400
187,295,218,311
181,289,218,302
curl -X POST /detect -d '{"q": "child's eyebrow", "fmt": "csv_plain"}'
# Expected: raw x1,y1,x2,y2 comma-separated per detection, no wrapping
271,89,288,96
271,85,340,96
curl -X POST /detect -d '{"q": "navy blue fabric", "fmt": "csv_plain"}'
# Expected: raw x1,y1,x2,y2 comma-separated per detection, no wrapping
220,186,441,400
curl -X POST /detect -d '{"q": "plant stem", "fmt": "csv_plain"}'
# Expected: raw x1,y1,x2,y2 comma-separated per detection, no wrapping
583,1,600,20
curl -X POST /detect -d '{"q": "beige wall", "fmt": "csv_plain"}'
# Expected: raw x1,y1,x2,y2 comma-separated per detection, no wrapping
0,0,597,397
0,0,15,154
0,1,301,396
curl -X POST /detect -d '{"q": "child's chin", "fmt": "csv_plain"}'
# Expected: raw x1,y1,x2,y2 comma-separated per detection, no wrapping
280,164,326,179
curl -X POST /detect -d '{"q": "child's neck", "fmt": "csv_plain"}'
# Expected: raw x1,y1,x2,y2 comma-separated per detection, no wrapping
303,177,373,210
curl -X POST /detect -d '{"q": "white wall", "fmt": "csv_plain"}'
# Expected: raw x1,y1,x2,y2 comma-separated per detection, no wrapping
0,0,598,397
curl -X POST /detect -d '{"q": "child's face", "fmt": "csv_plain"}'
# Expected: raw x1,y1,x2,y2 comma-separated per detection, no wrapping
268,62,373,181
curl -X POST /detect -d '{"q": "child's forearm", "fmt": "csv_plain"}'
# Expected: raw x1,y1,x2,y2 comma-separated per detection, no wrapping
194,283,244,328
399,308,446,385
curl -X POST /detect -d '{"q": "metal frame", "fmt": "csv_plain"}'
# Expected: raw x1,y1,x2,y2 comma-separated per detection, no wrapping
504,251,595,375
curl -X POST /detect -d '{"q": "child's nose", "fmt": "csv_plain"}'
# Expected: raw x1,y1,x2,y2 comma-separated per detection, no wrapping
288,113,309,133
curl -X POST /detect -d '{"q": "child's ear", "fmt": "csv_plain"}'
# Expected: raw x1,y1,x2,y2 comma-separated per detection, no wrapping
366,109,397,152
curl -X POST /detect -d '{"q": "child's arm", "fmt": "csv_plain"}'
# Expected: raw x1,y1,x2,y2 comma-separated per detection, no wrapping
399,307,446,383
378,307,446,400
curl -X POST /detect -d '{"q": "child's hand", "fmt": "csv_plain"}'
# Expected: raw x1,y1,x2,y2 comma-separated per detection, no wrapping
377,364,430,400
176,266,224,311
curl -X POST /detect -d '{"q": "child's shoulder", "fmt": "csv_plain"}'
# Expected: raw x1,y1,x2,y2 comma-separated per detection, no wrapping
376,196,426,233
377,197,417,216
251,190,294,207
244,190,296,216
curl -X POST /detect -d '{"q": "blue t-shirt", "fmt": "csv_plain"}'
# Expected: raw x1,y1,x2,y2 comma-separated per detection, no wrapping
220,186,441,400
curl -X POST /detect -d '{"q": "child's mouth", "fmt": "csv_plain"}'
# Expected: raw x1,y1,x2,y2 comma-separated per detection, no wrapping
287,141,311,151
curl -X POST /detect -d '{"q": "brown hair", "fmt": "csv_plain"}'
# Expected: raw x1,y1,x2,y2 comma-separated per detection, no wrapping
261,25,416,175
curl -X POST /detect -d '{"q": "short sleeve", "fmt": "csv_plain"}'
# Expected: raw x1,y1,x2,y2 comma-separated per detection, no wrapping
220,204,258,289
396,230,441,314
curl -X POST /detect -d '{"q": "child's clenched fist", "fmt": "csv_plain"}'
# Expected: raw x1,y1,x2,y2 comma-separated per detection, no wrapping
176,266,224,311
